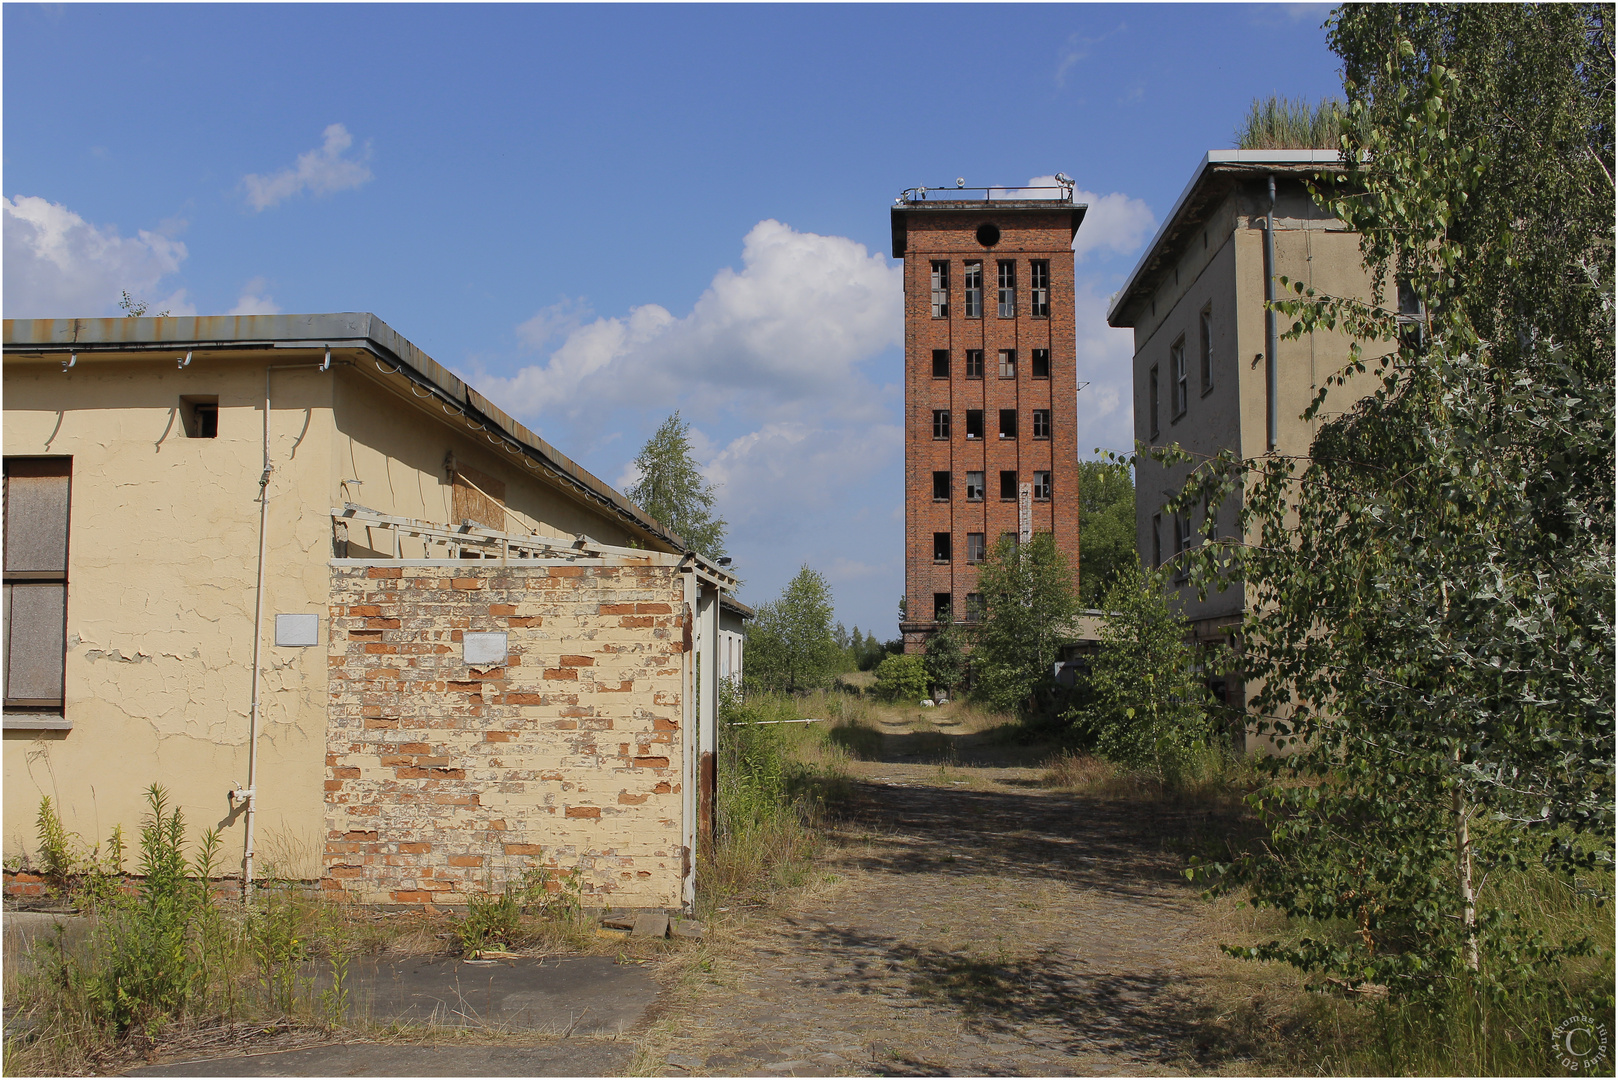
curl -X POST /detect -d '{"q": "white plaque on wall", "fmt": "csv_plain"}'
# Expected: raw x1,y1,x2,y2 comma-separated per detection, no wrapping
274,613,319,647
463,632,508,666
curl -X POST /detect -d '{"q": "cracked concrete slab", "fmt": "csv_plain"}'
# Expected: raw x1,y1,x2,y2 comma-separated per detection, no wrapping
125,1038,636,1077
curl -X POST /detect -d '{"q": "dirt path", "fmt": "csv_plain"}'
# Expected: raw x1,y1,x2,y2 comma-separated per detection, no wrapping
638,753,1247,1077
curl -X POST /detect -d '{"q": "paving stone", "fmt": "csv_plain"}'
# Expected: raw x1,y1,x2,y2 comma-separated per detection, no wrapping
633,911,671,938
665,1052,705,1070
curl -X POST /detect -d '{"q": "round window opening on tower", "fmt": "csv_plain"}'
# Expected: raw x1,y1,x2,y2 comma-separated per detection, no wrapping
976,223,1001,247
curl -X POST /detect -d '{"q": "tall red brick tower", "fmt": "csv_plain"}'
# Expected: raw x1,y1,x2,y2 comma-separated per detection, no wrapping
892,183,1087,652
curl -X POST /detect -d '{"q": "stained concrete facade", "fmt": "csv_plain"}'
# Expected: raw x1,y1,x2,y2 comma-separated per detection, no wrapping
1107,151,1380,722
3,314,737,909
892,192,1088,651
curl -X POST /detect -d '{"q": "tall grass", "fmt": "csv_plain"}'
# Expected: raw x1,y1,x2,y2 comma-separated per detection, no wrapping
1235,94,1345,150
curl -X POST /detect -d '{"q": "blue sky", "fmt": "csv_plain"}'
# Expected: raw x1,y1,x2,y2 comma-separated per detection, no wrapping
4,2,1342,636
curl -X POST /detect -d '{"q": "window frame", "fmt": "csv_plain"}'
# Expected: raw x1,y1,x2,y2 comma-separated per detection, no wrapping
933,592,953,622
966,532,986,564
997,349,1016,379
1030,260,1050,318
1031,409,1051,440
1152,512,1163,567
1199,307,1214,395
932,409,951,440
1148,365,1160,440
965,349,984,380
1032,470,1052,501
964,262,983,319
933,532,952,563
932,470,950,501
1171,336,1188,420
964,592,984,623
998,409,1017,440
999,470,1018,500
929,260,950,318
1031,348,1050,379
965,410,984,441
996,260,1016,318
965,471,985,502
931,349,950,379
3,457,72,726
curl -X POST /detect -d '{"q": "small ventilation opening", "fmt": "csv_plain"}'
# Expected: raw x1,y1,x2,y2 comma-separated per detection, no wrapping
180,396,219,438
976,223,1001,247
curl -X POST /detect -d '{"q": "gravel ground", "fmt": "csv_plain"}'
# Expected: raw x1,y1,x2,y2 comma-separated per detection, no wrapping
636,756,1253,1077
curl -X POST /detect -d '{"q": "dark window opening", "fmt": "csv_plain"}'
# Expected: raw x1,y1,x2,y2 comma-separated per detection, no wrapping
965,410,984,440
997,261,1016,318
932,471,950,500
933,532,952,563
1031,348,1050,379
998,409,1017,440
965,471,985,501
933,410,951,439
1032,409,1051,439
1152,513,1163,567
965,349,983,379
932,349,950,378
1030,260,1050,318
181,396,219,439
1199,308,1213,394
999,470,1018,500
1149,366,1160,440
964,262,983,318
1033,470,1052,500
1398,278,1428,349
934,592,953,621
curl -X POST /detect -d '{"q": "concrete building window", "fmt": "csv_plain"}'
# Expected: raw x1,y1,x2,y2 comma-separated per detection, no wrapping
997,261,1016,318
1149,365,1160,440
1152,513,1163,567
1032,409,1051,439
998,349,1016,378
1031,348,1050,379
1033,471,1052,500
1199,307,1214,395
965,592,984,622
930,261,950,318
965,471,985,501
933,532,951,563
181,396,219,439
964,262,983,318
933,593,952,621
965,349,984,379
966,532,986,563
999,470,1018,500
1030,260,1050,317
1398,277,1428,349
932,349,950,378
998,409,1017,440
1173,513,1192,581
932,471,950,501
1171,336,1188,419
4,458,71,717
1002,531,1019,552
933,410,951,439
965,410,984,440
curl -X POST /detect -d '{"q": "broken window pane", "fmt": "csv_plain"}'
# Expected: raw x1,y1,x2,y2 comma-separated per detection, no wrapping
1033,471,1052,500
964,263,982,318
997,261,1016,318
930,261,950,318
965,472,985,501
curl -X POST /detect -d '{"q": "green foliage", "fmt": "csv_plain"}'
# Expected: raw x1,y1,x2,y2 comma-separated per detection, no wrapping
873,652,928,703
922,622,970,695
626,411,727,560
971,533,1079,715
118,290,170,318
1075,561,1214,780
1174,1,1615,1027
1235,94,1345,150
456,888,521,954
248,893,309,1017
744,565,843,695
1076,460,1136,607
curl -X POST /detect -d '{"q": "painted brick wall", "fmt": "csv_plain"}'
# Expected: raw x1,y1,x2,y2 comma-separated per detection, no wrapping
326,562,687,909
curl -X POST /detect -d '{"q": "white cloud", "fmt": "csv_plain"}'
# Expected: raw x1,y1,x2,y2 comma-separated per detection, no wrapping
1073,276,1138,457
1055,23,1127,87
229,277,281,315
516,296,593,350
999,177,1155,263
482,220,903,420
3,195,190,318
242,123,373,211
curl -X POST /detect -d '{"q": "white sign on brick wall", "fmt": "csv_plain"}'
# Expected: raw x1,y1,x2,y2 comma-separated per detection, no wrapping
1018,482,1033,543
463,632,508,666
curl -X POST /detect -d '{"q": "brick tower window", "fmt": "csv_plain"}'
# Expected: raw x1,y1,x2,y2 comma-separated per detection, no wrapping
1033,471,1052,500
1030,261,1050,317
932,471,950,500
966,533,986,563
1032,348,1050,379
965,410,984,440
964,262,982,318
933,410,951,439
934,593,952,621
932,349,950,378
965,349,983,379
930,261,950,318
999,470,1018,499
997,261,1016,318
998,349,1016,378
998,409,1017,440
1032,409,1051,439
965,471,985,501
965,593,984,622
933,532,951,562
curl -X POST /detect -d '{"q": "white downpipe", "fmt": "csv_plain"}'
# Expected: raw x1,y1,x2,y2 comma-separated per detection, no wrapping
241,357,332,904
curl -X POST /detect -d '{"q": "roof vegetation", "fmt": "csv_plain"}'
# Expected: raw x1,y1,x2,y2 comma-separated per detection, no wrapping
1235,95,1345,150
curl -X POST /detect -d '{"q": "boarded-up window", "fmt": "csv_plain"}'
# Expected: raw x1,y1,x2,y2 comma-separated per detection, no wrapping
4,458,70,710
450,463,508,531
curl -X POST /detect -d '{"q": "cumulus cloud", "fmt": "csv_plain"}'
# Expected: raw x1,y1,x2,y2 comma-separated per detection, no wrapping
516,296,593,350
3,195,190,317
242,123,373,211
1072,189,1156,261
1073,276,1139,456
482,220,903,419
229,277,281,315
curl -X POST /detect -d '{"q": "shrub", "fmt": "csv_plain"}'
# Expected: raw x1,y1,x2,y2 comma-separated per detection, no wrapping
873,653,928,703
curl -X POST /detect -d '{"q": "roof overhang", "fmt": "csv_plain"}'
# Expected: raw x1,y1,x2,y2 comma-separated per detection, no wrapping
890,199,1087,260
2,313,704,562
1106,150,1346,328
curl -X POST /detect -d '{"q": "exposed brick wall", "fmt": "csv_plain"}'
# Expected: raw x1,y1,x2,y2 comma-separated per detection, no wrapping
899,208,1082,652
326,562,687,909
